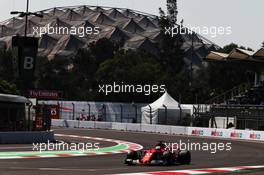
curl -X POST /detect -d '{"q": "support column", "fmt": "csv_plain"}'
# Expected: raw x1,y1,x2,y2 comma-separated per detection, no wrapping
254,72,259,86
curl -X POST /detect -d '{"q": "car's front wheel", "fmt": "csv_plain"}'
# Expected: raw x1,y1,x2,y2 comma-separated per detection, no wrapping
125,151,141,166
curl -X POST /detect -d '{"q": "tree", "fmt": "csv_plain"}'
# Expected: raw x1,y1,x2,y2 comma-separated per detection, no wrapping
221,43,254,53
158,4,184,75
36,56,72,91
246,47,254,52
89,38,117,66
0,80,20,95
262,41,264,48
205,61,255,98
70,48,98,100
220,43,238,53
95,50,166,102
0,49,15,82
73,48,97,80
96,50,164,83
166,0,178,25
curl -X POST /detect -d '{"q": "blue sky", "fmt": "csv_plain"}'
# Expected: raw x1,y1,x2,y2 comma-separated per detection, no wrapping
0,0,263,50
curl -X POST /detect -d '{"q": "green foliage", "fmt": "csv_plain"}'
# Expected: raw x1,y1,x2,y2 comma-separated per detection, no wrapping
73,48,97,80
220,43,238,53
96,50,164,83
0,31,258,104
200,61,256,101
89,38,118,65
158,5,184,75
95,49,167,102
166,0,178,25
0,80,20,95
0,49,15,82
221,43,254,53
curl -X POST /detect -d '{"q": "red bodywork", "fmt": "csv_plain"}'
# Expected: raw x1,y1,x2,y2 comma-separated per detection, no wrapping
141,147,166,163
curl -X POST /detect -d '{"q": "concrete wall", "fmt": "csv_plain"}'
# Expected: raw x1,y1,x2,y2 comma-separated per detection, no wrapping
52,119,264,142
0,131,54,144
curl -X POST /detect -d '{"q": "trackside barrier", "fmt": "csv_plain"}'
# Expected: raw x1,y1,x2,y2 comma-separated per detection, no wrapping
112,122,127,130
95,122,112,129
51,119,264,142
171,126,186,135
66,120,78,128
126,123,141,132
187,127,264,142
51,119,63,127
141,124,157,133
0,131,54,144
155,125,171,134
79,121,95,128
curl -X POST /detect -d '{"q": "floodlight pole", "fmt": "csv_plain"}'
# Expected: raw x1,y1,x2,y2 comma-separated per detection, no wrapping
24,0,29,37
11,0,43,29
190,32,194,86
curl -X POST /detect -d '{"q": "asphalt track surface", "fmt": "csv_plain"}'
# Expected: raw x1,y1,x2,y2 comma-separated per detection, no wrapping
0,128,264,175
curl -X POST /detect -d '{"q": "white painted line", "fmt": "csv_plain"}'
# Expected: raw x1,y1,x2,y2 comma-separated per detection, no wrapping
0,156,23,159
113,165,264,175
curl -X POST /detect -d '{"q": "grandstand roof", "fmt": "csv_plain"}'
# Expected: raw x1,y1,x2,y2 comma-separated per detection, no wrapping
206,48,264,62
0,5,219,62
254,48,264,57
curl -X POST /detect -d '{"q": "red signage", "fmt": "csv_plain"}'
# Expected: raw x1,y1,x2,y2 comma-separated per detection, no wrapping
50,106,60,119
28,90,60,99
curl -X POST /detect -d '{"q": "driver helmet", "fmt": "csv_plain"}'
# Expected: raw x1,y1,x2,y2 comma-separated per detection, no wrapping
155,146,161,150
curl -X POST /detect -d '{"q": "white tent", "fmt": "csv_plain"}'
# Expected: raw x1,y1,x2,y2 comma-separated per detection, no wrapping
141,92,187,125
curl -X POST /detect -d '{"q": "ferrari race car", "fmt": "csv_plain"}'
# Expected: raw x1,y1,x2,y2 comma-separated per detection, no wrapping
125,142,191,166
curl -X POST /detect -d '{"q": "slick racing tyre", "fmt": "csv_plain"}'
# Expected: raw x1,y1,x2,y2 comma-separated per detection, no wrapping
125,151,141,166
178,151,191,165
161,151,174,165
126,151,141,159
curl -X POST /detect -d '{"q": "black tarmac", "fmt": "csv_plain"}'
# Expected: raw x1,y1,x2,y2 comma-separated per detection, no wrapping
0,128,263,175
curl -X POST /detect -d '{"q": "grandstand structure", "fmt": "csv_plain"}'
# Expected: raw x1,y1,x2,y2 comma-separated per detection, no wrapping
206,48,264,63
193,48,264,130
0,5,219,69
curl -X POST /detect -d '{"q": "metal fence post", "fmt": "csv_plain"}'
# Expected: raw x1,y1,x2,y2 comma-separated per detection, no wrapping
87,102,91,119
120,104,123,123
149,105,152,124
163,104,167,125
72,103,75,120
132,104,138,123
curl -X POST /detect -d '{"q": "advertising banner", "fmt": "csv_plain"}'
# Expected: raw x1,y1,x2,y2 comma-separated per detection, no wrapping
12,36,39,80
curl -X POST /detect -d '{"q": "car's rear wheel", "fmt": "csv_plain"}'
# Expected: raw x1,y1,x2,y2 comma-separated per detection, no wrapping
161,151,174,165
177,151,191,165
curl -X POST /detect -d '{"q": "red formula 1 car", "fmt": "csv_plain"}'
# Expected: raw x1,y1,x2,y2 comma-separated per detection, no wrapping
125,142,191,166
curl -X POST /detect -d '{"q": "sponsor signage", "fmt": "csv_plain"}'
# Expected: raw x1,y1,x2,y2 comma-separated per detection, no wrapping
189,127,263,141
50,106,60,119
191,129,204,136
230,132,243,139
211,130,224,137
249,133,261,140
28,90,61,99
12,36,39,80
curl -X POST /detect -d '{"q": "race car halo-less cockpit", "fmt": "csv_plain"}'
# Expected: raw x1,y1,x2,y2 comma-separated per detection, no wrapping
125,141,191,166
